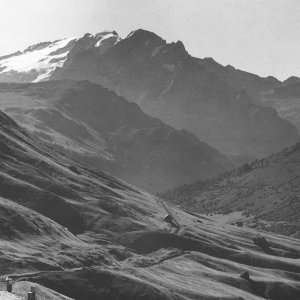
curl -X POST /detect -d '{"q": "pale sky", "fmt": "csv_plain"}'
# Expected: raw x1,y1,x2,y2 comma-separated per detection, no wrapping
0,0,299,81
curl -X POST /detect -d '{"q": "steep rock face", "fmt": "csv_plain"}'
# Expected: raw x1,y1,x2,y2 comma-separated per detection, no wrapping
50,29,299,159
0,81,232,192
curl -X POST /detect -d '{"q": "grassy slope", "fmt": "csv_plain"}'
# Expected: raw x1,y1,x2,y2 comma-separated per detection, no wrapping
160,143,300,237
0,111,300,299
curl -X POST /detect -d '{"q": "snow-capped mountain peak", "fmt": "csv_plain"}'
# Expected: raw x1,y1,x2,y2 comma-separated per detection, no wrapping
0,31,120,83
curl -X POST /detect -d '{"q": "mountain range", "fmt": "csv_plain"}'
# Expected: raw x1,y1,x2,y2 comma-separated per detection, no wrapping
1,26,300,300
0,29,299,163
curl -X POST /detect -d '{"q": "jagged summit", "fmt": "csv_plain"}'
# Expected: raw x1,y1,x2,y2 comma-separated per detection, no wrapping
0,28,188,85
127,28,163,40
283,76,300,85
125,29,187,57
171,40,187,54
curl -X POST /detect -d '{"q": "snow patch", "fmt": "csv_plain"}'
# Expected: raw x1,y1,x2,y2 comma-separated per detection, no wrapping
95,33,118,47
0,37,76,82
0,31,120,82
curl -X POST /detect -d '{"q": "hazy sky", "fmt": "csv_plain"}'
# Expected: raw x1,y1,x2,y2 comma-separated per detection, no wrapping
0,0,299,80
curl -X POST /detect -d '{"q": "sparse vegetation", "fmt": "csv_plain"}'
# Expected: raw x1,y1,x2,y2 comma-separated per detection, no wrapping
159,142,300,237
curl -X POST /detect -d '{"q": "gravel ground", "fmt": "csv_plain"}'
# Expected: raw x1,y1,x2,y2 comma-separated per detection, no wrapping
0,291,24,299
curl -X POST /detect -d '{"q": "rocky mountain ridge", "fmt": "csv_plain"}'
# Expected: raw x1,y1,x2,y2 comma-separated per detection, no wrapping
1,29,298,161
51,29,299,160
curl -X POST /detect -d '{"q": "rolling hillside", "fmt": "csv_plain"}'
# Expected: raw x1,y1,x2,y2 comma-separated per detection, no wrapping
0,109,300,299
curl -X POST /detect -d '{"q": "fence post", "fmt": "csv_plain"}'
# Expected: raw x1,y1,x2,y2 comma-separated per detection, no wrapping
6,277,12,293
31,286,36,300
27,291,33,300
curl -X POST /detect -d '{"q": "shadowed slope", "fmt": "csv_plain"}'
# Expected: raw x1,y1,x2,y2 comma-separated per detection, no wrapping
0,80,232,192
